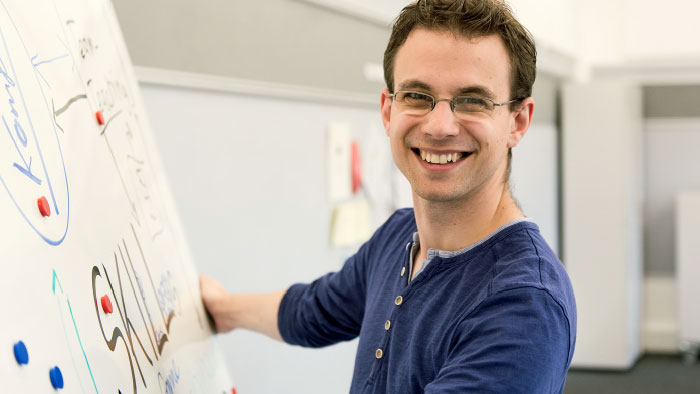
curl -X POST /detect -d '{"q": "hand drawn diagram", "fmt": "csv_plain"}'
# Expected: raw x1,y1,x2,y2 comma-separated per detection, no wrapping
91,223,182,394
1,0,233,393
0,0,70,245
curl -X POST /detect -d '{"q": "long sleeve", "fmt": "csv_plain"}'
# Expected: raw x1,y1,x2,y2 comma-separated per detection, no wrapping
277,240,371,348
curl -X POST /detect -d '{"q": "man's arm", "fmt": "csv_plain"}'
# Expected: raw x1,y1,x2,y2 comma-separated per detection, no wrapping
200,274,286,341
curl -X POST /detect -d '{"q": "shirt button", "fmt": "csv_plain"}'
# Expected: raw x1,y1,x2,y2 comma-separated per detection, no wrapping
385,320,391,330
376,348,383,359
395,296,403,306
401,267,406,277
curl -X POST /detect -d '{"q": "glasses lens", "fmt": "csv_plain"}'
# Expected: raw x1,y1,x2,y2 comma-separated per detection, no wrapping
396,91,433,114
453,97,493,114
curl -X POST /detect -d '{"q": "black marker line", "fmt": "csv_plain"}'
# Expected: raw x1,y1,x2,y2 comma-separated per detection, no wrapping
103,134,140,226
52,99,64,133
54,93,87,117
114,252,150,387
94,263,137,394
126,154,144,165
130,223,170,332
99,109,123,136
119,241,159,361
123,238,167,357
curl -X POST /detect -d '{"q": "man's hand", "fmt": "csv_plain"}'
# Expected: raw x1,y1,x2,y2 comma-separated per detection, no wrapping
199,274,286,341
200,274,236,333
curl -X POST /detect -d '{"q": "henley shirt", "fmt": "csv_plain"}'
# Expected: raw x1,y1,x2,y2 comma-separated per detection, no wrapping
278,208,577,394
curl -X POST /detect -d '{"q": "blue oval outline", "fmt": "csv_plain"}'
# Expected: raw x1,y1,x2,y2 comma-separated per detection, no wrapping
0,1,70,246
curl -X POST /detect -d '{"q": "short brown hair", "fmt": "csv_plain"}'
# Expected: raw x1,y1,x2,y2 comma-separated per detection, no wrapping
383,0,536,107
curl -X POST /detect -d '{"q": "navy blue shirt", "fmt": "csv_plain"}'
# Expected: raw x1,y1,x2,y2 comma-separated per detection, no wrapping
278,209,576,393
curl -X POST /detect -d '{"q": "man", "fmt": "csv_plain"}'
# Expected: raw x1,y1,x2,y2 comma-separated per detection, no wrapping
200,0,576,393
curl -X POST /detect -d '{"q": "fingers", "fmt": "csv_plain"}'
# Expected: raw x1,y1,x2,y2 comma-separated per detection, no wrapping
199,274,234,333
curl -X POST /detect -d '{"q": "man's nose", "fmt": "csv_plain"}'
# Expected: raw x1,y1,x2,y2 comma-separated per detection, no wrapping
423,100,460,138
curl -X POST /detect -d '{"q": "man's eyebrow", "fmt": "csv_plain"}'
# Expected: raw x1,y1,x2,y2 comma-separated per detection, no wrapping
397,79,432,92
397,80,499,100
456,86,497,100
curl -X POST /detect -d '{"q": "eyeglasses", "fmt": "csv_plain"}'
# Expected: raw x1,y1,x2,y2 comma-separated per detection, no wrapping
388,91,523,119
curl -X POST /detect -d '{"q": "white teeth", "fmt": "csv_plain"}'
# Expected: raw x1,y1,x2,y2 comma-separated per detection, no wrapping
418,150,464,164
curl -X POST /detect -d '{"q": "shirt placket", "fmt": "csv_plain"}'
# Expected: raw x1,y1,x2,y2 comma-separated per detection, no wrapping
366,239,415,389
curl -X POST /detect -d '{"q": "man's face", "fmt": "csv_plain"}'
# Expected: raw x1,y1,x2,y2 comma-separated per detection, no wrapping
381,29,532,204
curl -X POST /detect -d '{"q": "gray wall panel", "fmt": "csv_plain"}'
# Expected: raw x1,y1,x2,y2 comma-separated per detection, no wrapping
113,0,390,94
644,85,700,118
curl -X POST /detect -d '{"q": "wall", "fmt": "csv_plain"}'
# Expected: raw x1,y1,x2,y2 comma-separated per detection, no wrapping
582,0,700,67
508,0,579,57
112,0,389,96
563,81,643,368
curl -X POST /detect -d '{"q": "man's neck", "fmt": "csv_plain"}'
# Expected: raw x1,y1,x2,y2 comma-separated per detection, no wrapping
411,181,523,266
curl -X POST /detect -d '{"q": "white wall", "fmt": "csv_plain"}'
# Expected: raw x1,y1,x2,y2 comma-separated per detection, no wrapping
511,123,559,255
582,0,700,67
563,81,643,369
621,0,700,62
509,0,579,57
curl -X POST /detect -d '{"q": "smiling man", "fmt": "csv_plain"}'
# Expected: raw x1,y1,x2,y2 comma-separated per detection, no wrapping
200,1,576,393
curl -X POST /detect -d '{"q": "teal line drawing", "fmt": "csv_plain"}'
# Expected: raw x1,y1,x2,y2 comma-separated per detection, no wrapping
53,269,100,394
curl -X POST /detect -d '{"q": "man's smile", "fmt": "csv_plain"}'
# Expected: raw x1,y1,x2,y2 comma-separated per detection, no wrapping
411,148,473,165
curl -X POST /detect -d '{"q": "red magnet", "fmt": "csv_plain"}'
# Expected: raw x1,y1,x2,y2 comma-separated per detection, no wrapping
37,196,50,217
101,295,113,314
96,111,105,125
231,388,237,394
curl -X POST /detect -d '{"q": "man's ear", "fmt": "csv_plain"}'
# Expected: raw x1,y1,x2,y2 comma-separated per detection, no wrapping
380,88,393,137
507,97,534,148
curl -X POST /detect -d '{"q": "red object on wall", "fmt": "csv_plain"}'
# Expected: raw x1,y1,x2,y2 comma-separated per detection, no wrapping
37,196,50,217
351,141,362,194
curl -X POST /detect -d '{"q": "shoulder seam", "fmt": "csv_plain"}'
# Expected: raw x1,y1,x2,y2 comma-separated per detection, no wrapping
458,286,573,378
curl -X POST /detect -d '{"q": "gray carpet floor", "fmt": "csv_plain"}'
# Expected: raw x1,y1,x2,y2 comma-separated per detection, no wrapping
564,354,700,394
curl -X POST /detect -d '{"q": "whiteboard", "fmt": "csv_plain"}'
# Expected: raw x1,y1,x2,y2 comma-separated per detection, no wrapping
0,0,233,393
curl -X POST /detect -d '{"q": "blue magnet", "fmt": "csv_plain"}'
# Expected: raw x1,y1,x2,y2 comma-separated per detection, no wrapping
49,366,64,389
13,341,29,365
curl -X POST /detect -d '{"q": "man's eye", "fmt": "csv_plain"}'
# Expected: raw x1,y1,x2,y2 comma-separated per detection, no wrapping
454,97,491,112
400,92,432,106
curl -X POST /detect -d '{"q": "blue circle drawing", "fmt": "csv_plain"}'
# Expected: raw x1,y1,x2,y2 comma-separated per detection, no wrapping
0,1,70,246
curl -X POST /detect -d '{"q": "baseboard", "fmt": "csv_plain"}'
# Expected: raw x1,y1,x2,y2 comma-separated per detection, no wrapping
643,275,679,353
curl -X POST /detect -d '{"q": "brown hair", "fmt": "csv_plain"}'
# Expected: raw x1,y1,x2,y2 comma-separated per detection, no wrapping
383,0,536,108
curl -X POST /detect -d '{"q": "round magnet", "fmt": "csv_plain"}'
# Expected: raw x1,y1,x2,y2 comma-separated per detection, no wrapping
38,196,51,217
13,341,29,365
49,366,64,389
101,295,113,314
